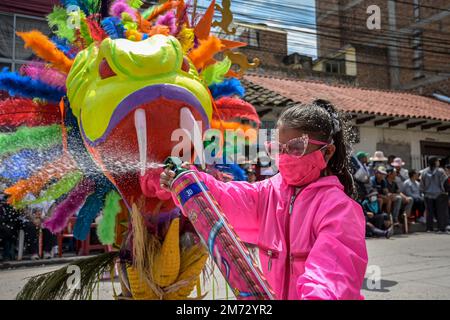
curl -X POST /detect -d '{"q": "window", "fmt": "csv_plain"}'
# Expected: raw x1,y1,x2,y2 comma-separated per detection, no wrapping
0,12,49,72
325,58,346,75
236,27,260,48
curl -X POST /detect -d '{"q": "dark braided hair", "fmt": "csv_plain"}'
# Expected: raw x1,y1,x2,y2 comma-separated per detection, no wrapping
277,99,356,197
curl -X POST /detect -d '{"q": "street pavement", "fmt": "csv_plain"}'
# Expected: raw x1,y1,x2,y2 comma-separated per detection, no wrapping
1,232,450,300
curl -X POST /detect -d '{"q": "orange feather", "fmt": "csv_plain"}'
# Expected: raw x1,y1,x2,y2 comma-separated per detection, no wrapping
148,25,171,36
4,155,75,205
16,30,73,74
137,12,152,33
194,0,215,41
146,1,179,22
188,36,223,70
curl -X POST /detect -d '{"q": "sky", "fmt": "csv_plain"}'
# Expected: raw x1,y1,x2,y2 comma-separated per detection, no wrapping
197,0,318,57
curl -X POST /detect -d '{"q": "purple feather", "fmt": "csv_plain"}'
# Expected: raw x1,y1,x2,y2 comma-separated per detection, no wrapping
110,0,137,21
43,179,95,234
156,11,177,35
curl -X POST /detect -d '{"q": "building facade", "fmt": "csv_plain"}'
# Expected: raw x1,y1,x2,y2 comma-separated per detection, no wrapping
315,0,450,95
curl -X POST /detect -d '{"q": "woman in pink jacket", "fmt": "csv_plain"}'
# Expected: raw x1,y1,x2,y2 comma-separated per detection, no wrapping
161,99,368,300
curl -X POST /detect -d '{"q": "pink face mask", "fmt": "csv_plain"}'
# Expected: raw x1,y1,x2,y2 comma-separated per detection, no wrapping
277,149,328,187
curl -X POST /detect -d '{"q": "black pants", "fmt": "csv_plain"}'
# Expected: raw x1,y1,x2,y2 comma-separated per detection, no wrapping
425,194,449,232
411,197,425,217
366,214,387,237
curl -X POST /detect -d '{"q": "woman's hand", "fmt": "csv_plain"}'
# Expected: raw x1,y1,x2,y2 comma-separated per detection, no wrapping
160,162,191,191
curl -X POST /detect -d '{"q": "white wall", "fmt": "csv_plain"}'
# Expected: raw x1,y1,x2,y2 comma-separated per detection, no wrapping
353,125,450,169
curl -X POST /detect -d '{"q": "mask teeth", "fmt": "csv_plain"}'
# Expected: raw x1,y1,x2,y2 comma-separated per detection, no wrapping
134,108,147,176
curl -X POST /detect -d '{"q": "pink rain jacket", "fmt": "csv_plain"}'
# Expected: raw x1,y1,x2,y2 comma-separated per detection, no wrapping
195,171,368,300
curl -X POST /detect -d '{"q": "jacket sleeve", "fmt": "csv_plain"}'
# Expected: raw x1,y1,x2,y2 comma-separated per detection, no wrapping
183,169,269,244
297,196,368,300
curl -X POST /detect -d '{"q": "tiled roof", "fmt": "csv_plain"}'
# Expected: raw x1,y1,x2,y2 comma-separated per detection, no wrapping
243,75,450,122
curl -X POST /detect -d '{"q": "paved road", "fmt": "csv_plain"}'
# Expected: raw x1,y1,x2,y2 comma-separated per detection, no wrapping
1,232,450,300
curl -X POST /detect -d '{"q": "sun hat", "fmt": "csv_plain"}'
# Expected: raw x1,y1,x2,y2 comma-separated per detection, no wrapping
391,157,405,167
375,165,387,175
369,151,388,162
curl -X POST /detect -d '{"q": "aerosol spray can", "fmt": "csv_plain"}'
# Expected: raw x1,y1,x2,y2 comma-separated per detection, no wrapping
165,157,275,300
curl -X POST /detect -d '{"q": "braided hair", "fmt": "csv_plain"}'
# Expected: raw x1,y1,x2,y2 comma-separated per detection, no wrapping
277,99,356,197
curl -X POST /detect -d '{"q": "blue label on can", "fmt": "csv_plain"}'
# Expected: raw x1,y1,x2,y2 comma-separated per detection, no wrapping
178,181,209,205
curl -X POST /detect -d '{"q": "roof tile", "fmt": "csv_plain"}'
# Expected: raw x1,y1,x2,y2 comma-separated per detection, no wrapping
244,75,450,122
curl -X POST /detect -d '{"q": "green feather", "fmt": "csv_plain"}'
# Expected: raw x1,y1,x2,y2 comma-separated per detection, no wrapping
128,0,143,9
47,6,76,42
84,0,101,14
201,57,232,86
97,191,122,245
80,16,93,45
18,171,83,207
0,125,62,157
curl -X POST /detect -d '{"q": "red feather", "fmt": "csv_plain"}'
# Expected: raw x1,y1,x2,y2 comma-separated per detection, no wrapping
85,16,107,43
213,97,261,125
0,98,61,127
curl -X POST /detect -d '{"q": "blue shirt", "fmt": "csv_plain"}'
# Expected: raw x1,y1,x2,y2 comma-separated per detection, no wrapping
370,176,387,195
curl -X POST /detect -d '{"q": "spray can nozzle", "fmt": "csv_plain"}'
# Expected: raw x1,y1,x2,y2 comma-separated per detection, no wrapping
164,157,188,177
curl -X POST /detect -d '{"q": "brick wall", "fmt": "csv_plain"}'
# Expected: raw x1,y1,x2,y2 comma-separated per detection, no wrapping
237,27,288,69
315,0,450,92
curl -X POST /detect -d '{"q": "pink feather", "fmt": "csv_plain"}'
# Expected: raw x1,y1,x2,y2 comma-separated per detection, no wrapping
20,63,67,89
156,10,177,35
43,179,95,234
110,0,137,21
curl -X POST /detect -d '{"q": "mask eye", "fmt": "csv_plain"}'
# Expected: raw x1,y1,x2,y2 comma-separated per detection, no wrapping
99,58,116,79
181,57,190,73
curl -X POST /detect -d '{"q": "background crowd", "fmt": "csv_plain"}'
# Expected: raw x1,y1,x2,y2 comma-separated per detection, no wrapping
351,151,450,239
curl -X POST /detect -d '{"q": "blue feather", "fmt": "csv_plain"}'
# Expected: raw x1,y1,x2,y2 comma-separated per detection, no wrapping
51,37,77,59
73,178,115,240
0,70,66,103
73,192,105,240
214,163,247,181
101,17,125,40
209,78,245,100
0,146,63,182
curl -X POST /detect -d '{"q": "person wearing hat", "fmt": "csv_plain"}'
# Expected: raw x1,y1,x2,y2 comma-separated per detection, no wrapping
391,157,409,189
370,166,394,217
368,151,388,176
361,189,393,239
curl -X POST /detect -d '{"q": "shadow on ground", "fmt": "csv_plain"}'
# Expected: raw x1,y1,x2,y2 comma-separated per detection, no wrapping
362,278,398,293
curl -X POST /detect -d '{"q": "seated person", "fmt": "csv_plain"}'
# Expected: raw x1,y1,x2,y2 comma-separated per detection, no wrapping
403,170,425,221
370,166,391,216
361,189,393,238
386,167,413,224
